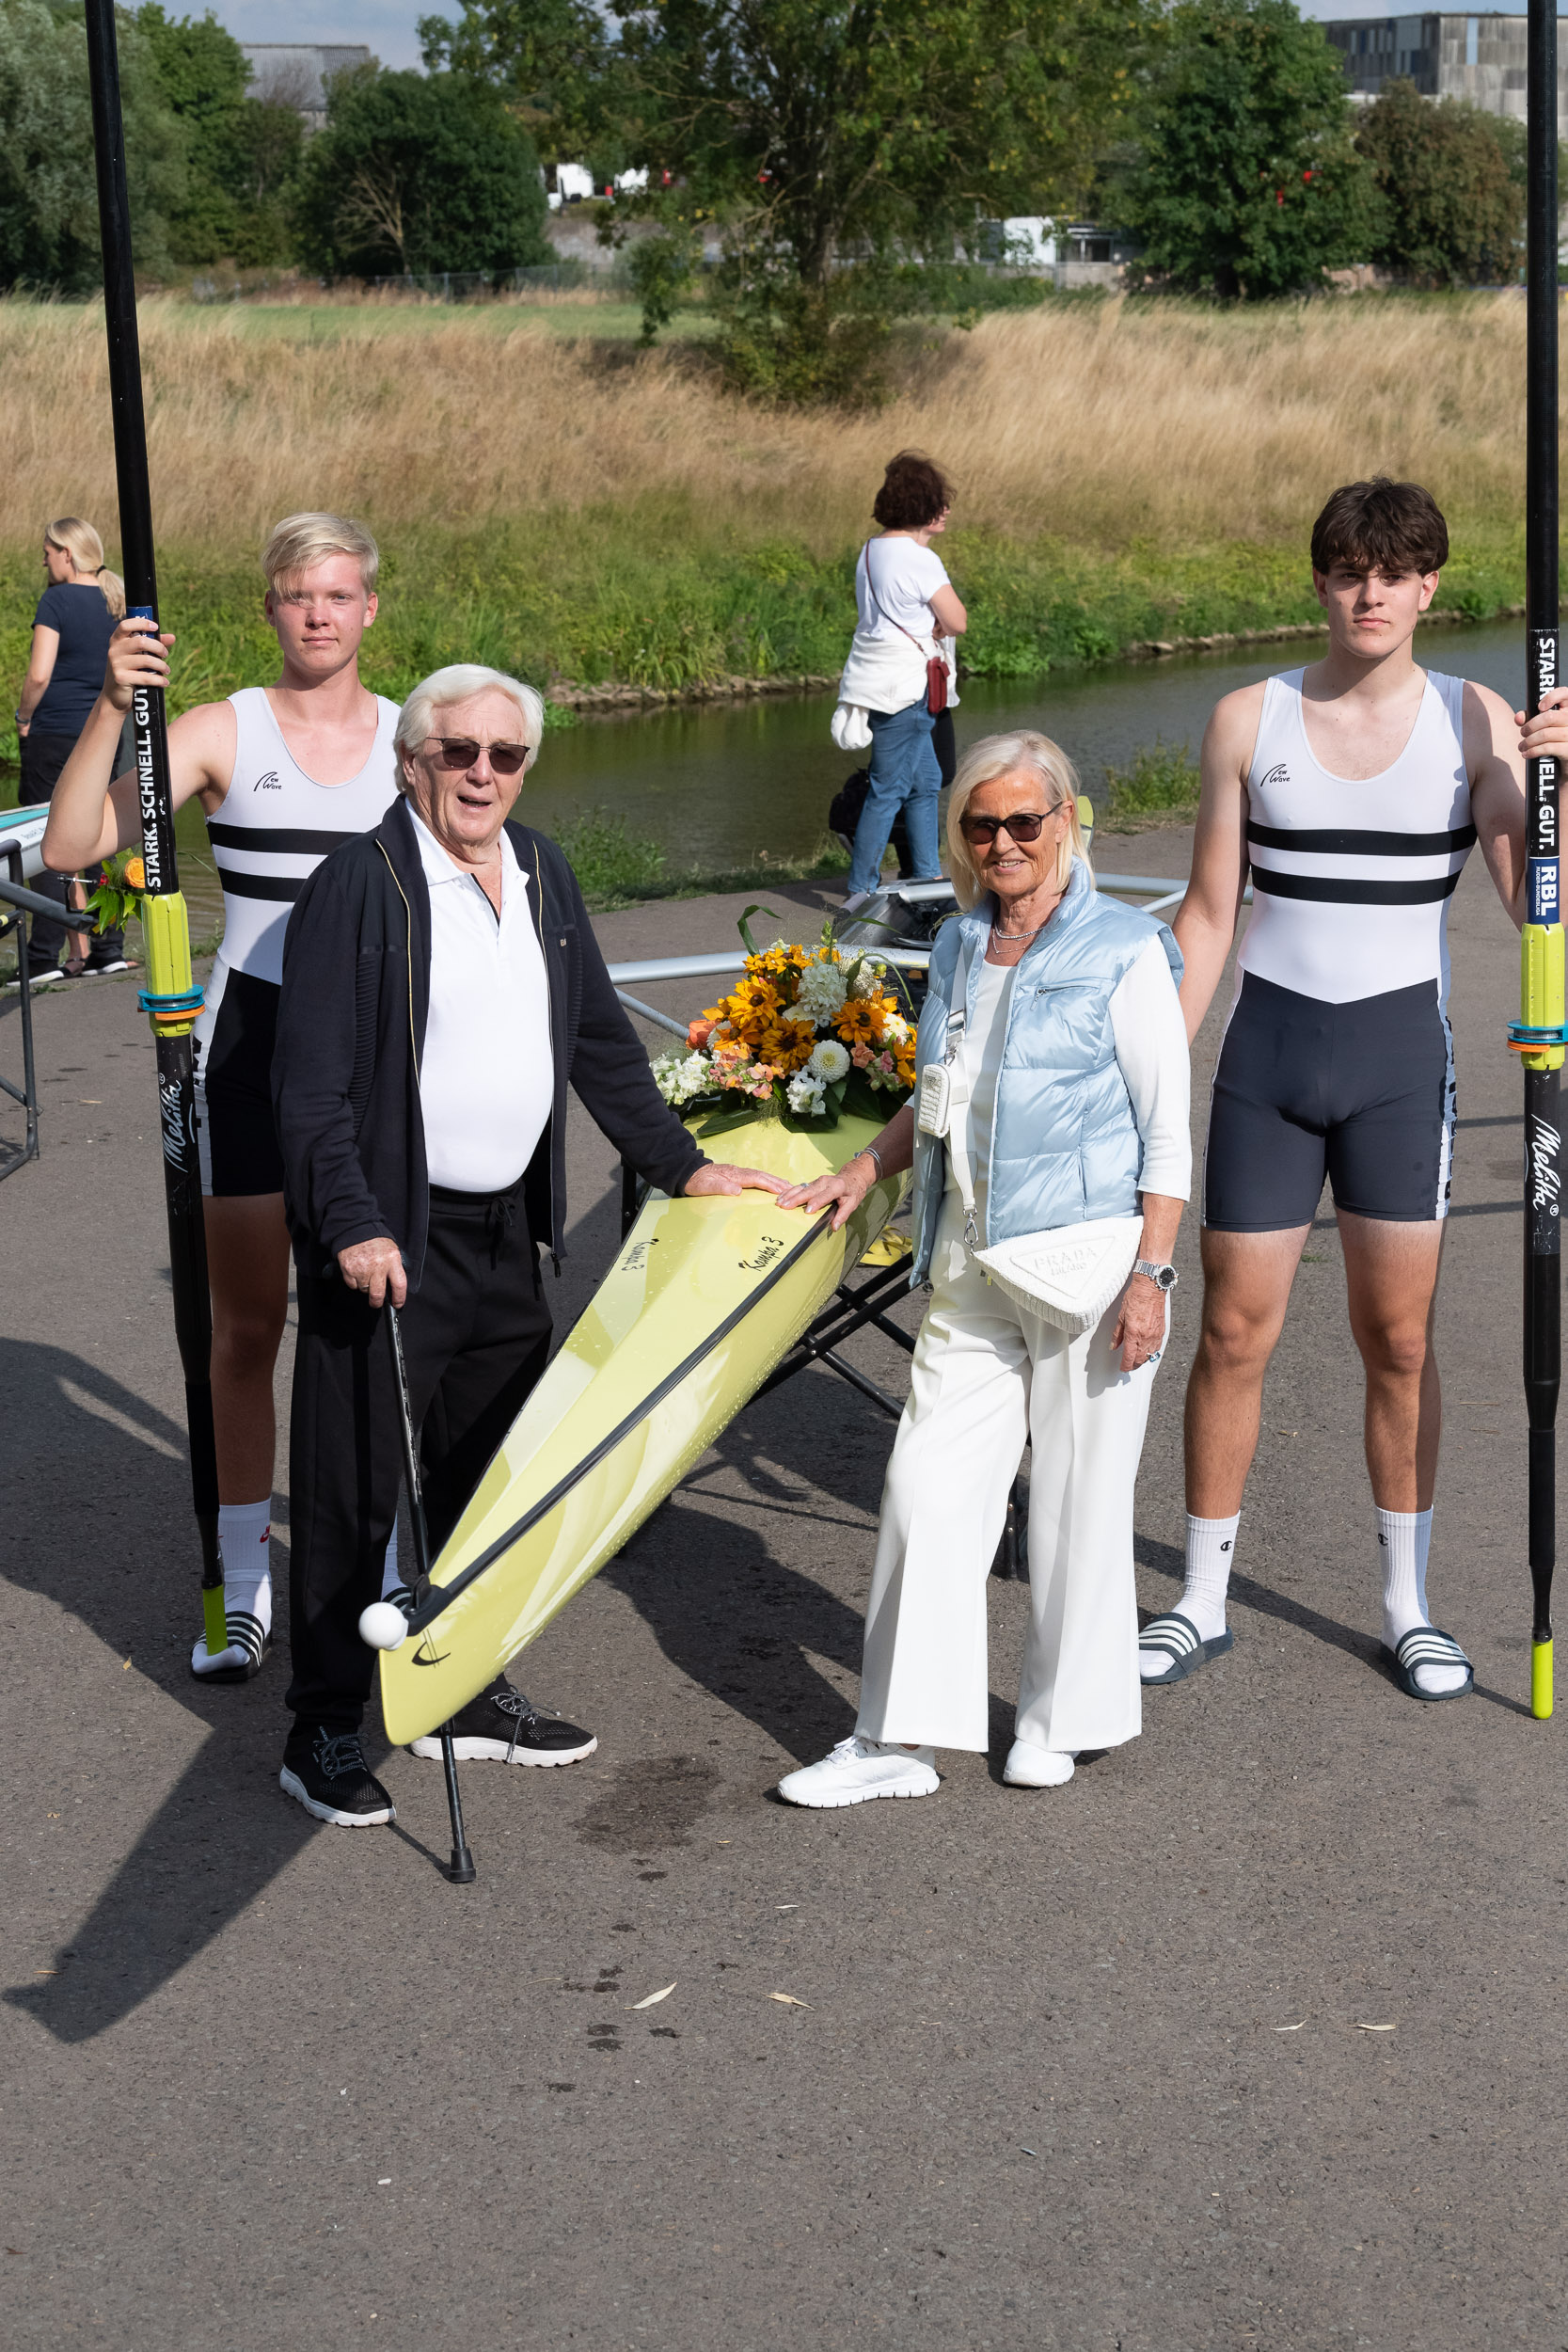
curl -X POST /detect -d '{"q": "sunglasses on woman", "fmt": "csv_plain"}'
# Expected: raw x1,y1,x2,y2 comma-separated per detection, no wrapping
423,735,531,777
958,803,1065,846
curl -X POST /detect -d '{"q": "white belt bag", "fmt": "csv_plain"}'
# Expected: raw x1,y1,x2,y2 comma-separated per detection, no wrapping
918,946,1142,1334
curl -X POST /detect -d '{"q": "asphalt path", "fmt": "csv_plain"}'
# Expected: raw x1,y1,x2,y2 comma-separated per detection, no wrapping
2,838,1565,2351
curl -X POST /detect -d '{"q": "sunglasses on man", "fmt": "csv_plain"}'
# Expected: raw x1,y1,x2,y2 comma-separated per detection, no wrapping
422,735,531,777
958,803,1066,846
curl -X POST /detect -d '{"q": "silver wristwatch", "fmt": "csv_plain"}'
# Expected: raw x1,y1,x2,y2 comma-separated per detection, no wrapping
1133,1259,1179,1293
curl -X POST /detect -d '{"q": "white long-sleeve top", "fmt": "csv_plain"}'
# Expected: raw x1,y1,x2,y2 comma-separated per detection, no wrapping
947,935,1191,1231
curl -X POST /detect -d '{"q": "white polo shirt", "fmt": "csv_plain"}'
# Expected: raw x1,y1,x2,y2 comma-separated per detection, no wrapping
410,809,553,1194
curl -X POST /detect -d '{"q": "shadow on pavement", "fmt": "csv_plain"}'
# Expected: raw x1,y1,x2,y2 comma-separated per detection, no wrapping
0,1336,318,2042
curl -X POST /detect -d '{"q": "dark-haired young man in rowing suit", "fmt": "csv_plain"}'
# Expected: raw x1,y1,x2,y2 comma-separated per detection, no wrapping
1142,476,1568,1702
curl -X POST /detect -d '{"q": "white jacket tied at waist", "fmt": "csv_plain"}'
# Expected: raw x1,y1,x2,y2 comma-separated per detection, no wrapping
832,628,958,750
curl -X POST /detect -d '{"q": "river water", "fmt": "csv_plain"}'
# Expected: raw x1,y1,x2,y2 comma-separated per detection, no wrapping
171,616,1528,936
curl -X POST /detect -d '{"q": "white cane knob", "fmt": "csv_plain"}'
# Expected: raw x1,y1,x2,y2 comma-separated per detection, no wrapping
358,1601,410,1652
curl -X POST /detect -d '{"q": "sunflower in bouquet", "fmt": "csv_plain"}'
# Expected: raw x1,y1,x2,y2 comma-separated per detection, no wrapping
652,912,917,1128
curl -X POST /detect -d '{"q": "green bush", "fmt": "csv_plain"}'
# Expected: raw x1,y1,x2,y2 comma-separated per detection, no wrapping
555,808,667,905
293,69,552,278
1101,739,1202,827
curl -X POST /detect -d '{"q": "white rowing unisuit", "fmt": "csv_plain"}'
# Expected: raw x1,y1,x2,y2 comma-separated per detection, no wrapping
201,686,402,990
1239,666,1476,1009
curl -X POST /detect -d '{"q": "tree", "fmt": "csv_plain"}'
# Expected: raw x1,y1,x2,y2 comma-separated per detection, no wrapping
418,0,1151,385
134,7,303,265
0,0,185,290
1104,0,1376,299
604,0,1147,286
292,69,553,278
418,0,610,164
1355,78,1523,286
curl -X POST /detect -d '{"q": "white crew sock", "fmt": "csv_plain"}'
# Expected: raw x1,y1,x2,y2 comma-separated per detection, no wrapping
1140,1512,1237,1679
218,1499,272,1631
192,1500,272,1673
1379,1506,1465,1693
380,1519,405,1607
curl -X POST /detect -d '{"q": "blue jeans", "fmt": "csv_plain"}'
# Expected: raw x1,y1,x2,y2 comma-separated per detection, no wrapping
847,700,942,897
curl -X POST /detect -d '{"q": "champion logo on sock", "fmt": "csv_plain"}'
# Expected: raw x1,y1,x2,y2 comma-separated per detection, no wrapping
1221,1540,1232,1552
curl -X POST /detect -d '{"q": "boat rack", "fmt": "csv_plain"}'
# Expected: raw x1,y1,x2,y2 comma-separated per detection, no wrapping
606,874,1218,1584
0,864,59,1181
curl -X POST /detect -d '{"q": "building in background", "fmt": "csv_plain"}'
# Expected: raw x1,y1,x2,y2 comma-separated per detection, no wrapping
1324,12,1568,134
239,43,373,131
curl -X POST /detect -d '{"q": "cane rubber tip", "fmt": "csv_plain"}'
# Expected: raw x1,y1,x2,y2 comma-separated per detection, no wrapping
358,1601,410,1653
1532,1637,1554,1721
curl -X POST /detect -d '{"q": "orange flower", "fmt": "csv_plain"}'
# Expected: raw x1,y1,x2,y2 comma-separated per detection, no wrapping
836,998,886,1045
123,855,146,890
688,1016,715,1048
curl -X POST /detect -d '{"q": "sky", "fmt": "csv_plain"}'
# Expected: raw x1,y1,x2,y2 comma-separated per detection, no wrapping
206,0,1518,82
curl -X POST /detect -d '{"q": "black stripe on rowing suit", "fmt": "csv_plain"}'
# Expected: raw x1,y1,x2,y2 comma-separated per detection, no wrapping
1249,867,1462,906
1247,819,1477,858
406,1209,838,1637
212,870,303,904
207,823,358,855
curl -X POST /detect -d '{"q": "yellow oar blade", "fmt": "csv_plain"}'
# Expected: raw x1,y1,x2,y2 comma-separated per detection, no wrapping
200,1581,228,1659
1532,1637,1554,1720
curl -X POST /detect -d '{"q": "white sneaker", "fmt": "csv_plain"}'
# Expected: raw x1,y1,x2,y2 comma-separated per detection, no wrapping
777,1733,938,1808
1003,1738,1075,1788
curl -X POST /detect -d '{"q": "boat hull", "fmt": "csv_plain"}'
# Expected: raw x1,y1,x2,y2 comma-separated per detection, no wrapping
379,1108,904,1746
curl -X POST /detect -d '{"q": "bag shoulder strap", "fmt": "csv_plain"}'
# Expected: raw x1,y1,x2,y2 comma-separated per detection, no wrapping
862,538,927,653
943,933,981,1242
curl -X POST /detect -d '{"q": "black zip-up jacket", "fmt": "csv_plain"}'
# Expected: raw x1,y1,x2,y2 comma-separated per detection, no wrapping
272,796,707,1286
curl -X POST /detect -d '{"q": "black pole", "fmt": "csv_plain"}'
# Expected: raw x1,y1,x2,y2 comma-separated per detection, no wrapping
1523,0,1562,1721
82,0,224,1655
385,1307,476,1883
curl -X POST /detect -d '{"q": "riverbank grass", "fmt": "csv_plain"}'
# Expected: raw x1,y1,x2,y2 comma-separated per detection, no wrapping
0,291,1542,761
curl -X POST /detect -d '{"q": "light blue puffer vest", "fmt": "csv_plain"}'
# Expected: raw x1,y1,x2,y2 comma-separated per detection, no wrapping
909,861,1183,1285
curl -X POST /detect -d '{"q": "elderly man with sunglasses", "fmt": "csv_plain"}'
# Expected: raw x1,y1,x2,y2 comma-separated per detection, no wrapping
271,662,784,1827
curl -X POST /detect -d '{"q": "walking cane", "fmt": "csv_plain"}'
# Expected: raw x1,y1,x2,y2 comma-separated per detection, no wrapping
83,0,224,1662
384,1303,477,1883
1513,0,1564,1721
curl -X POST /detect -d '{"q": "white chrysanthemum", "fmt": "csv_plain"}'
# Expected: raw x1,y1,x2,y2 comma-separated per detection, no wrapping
809,1038,851,1081
786,1071,827,1114
796,960,847,1022
881,1011,911,1044
847,958,886,999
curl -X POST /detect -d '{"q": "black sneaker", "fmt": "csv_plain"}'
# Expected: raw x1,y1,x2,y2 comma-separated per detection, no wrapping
83,947,132,977
279,1724,395,1825
410,1681,597,1766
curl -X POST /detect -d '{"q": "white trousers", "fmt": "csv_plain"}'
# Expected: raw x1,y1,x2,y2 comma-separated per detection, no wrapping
855,1195,1164,1756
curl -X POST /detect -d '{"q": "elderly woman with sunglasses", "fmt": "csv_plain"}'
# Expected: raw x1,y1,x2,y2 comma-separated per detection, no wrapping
776,729,1191,1806
270,663,784,1830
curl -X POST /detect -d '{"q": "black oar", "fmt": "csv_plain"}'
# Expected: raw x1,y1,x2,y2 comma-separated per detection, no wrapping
384,1304,476,1883
1516,0,1563,1721
83,0,223,1661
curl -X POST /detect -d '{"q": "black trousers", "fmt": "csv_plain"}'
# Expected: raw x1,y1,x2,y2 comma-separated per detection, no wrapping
285,1184,553,1731
20,731,124,967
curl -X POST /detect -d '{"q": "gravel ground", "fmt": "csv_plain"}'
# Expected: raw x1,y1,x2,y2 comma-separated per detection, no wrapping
2,841,1565,2352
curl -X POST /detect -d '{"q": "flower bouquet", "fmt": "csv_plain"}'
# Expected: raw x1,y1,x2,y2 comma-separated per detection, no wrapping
85,850,147,937
652,912,916,1132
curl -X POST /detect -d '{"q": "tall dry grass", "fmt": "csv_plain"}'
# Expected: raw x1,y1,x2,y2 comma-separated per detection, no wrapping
0,294,1533,558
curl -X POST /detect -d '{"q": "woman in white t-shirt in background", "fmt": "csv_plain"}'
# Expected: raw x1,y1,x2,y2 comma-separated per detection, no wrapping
838,451,968,910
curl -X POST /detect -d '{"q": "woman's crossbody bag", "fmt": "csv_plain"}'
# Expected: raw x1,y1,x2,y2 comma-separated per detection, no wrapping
917,945,1142,1334
861,543,948,716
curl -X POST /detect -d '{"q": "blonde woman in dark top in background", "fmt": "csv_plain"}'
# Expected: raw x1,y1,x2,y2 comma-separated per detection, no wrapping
13,517,129,984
